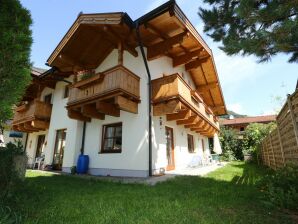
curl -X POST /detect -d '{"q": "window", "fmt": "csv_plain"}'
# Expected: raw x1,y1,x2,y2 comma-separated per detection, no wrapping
63,85,69,98
240,127,245,132
187,134,194,153
44,94,52,104
101,123,122,153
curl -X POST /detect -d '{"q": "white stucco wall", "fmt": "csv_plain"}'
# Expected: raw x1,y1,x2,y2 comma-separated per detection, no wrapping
24,47,214,177
44,79,83,169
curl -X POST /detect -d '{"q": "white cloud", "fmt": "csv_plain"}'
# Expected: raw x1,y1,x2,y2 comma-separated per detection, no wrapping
227,103,245,114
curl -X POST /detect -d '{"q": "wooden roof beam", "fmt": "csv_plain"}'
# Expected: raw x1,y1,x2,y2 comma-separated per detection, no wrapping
176,115,198,125
172,48,203,67
166,109,191,121
147,32,189,61
102,26,138,57
185,56,210,71
212,105,225,113
197,82,218,92
185,119,205,129
58,54,85,70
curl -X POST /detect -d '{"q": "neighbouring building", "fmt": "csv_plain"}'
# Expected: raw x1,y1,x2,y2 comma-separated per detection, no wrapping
220,115,276,133
11,0,227,177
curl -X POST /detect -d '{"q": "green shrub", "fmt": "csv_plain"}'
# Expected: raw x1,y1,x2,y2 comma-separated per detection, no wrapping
0,141,26,199
70,166,76,175
257,164,298,210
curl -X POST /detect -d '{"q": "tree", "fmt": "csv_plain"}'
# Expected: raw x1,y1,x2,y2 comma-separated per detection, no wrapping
0,0,32,133
199,0,298,63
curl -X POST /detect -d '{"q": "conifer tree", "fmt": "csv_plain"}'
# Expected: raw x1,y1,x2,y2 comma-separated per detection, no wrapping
0,0,32,133
199,0,298,62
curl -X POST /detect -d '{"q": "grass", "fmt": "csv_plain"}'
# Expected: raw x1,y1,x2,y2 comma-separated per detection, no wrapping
12,162,293,224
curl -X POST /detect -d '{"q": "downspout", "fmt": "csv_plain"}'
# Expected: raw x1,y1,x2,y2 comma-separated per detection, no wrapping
80,121,86,154
135,22,153,177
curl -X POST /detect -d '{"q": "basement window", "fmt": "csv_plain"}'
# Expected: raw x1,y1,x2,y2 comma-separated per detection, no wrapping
101,123,122,153
187,134,195,153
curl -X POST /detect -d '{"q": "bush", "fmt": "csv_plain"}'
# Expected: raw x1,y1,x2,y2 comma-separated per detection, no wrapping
257,164,298,210
219,126,243,160
0,141,26,199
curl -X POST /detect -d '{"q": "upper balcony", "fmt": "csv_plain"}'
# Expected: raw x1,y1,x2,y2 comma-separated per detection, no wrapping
12,100,52,133
152,73,219,137
67,65,140,121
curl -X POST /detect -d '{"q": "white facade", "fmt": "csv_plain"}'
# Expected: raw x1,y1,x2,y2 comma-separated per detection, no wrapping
24,47,213,177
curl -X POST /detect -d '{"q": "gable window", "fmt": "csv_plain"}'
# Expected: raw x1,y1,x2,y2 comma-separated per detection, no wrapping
44,94,52,104
101,123,122,153
63,85,69,98
187,134,194,153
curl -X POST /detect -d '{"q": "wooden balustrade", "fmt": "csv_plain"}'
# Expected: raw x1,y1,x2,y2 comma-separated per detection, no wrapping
12,100,52,133
67,65,140,121
151,73,219,137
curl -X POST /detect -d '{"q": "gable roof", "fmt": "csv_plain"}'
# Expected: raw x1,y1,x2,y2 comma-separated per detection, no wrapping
45,0,226,115
220,115,277,126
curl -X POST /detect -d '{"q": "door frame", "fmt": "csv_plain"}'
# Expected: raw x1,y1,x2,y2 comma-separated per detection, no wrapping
35,134,46,159
52,129,67,170
165,126,175,171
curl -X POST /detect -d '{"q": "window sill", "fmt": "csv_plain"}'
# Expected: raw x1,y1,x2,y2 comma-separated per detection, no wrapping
99,150,122,154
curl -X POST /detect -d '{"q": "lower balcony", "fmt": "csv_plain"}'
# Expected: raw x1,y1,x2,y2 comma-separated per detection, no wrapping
151,73,219,137
67,65,140,121
12,100,52,133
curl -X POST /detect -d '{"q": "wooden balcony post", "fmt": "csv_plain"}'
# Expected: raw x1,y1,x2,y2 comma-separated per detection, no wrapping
118,41,123,65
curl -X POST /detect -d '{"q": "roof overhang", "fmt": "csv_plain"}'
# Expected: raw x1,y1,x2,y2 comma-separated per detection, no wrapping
46,12,137,72
136,0,227,115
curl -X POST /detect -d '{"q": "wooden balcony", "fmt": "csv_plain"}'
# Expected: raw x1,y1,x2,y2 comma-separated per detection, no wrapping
67,65,140,121
152,73,219,137
12,100,52,133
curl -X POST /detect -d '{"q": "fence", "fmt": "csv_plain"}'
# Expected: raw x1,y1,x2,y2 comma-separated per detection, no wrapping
261,89,298,169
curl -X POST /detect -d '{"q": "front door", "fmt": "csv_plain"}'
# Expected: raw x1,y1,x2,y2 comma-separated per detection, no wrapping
165,126,175,171
53,129,66,170
35,135,45,158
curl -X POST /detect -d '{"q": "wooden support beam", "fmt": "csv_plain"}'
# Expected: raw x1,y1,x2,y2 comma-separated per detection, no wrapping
82,104,105,120
197,82,218,92
102,26,138,57
176,115,198,125
172,49,203,67
185,119,204,129
153,100,182,116
166,109,191,121
96,101,120,117
24,122,41,132
68,109,91,122
115,96,138,114
185,56,209,71
118,41,123,65
31,120,49,130
147,32,189,61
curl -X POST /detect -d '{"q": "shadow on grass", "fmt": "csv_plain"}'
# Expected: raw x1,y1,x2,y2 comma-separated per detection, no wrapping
13,163,293,224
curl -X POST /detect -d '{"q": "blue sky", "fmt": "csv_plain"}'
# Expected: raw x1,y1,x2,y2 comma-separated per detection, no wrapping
20,0,297,116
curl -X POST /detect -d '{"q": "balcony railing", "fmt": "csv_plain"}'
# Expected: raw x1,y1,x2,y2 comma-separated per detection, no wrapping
67,65,140,121
151,73,219,136
12,100,52,132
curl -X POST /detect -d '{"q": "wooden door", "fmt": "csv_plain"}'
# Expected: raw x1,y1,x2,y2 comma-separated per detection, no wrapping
35,135,45,158
53,129,66,170
165,126,175,171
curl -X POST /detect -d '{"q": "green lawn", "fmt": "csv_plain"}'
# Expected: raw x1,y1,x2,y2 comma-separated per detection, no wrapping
15,162,293,224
